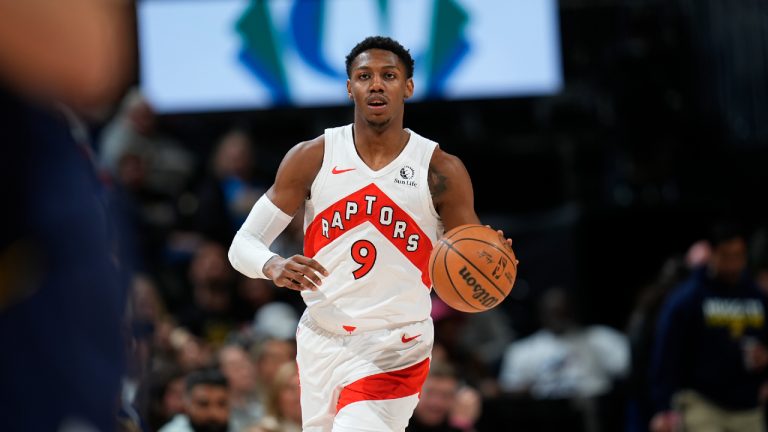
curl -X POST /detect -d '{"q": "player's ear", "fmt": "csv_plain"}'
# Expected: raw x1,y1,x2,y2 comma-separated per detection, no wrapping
346,79,353,100
405,77,414,99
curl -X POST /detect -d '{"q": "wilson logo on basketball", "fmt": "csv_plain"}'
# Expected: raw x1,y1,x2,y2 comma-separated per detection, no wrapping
458,266,499,308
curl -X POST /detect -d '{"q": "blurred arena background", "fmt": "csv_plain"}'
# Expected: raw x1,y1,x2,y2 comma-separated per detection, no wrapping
1,0,767,431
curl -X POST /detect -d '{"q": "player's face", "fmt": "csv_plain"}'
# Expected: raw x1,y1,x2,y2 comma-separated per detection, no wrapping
347,49,414,129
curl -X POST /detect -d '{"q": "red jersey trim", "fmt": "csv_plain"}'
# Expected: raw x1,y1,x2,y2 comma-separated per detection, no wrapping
336,357,430,413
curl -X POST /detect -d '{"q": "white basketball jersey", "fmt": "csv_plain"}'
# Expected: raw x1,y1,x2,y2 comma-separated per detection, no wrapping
302,124,442,334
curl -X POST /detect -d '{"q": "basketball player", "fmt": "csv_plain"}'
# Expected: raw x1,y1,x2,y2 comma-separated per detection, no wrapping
229,36,509,431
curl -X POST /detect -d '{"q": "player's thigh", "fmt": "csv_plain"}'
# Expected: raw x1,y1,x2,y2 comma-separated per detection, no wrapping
296,322,340,432
332,395,420,432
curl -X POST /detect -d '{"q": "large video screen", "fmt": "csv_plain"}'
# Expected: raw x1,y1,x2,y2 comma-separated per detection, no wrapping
138,0,562,113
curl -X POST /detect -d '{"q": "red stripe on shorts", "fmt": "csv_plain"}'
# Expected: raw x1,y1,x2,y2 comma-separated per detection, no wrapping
336,357,431,412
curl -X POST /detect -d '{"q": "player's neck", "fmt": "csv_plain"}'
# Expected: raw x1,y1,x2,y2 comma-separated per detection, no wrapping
352,123,410,170
353,117,404,147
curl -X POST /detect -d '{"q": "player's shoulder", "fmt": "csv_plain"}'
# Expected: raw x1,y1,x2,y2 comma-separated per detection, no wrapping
429,146,467,174
275,134,325,187
293,134,325,155
284,134,325,165
287,123,353,165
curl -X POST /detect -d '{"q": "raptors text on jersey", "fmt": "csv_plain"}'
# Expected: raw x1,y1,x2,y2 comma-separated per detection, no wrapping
302,124,443,333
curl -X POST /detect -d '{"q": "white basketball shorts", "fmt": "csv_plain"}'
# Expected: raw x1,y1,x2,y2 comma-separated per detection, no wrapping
295,312,434,432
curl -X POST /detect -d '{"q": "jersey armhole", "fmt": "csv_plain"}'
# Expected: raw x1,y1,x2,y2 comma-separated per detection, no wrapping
419,140,441,224
309,130,334,200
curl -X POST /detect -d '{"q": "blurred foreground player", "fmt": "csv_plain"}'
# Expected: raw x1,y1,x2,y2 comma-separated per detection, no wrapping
0,1,133,430
229,36,511,431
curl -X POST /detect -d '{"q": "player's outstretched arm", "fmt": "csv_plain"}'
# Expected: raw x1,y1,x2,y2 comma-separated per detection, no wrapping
229,137,328,291
429,148,512,246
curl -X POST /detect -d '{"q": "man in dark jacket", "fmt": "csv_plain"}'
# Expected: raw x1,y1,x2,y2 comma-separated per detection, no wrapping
650,224,768,432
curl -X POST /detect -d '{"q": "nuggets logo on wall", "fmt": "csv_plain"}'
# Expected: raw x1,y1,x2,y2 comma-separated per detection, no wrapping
235,0,471,105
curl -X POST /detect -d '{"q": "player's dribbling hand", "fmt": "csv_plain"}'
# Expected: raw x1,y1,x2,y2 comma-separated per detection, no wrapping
264,255,329,291
486,224,513,250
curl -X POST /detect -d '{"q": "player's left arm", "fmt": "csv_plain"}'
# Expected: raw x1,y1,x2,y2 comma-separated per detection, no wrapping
428,148,512,246
428,148,480,231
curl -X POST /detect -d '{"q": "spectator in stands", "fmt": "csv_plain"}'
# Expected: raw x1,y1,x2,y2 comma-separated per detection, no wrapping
625,256,689,432
252,337,297,390
407,361,463,432
624,238,711,432
650,224,768,432
456,306,514,395
431,296,506,393
178,242,238,348
500,287,629,399
252,302,300,341
100,89,196,279
233,286,303,338
196,128,266,244
498,286,629,431
248,362,302,432
137,366,186,432
170,328,213,373
449,386,482,432
751,226,768,297
219,343,264,432
160,368,232,432
234,277,278,321
100,88,195,198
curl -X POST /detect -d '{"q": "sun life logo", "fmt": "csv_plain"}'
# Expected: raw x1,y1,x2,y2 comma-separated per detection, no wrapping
400,166,415,180
395,165,417,187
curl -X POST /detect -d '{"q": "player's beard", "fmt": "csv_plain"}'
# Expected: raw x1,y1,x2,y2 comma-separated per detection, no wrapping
189,420,229,432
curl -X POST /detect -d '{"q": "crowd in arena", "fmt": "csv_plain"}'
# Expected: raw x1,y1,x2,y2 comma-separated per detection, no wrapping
2,1,767,431
99,91,768,432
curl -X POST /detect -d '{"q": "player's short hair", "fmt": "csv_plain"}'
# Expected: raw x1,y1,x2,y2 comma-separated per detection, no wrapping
185,368,228,393
345,36,415,78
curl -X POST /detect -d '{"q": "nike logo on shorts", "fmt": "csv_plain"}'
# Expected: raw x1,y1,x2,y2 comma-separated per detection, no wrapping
401,334,421,343
332,166,355,174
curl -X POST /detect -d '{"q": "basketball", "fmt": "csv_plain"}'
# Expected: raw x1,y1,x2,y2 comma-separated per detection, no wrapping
429,224,518,313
